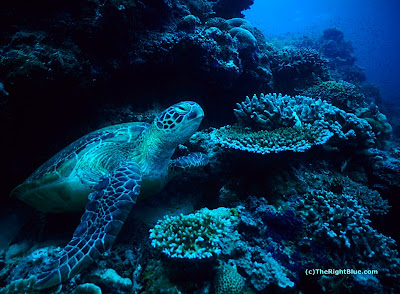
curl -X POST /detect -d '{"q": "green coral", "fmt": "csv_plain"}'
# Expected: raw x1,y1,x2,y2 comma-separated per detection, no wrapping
212,124,333,154
149,208,239,259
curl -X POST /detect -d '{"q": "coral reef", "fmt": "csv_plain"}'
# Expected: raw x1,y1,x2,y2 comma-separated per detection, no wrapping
303,80,392,145
86,268,132,291
270,46,329,93
303,80,367,113
149,207,239,259
296,188,400,286
317,28,366,82
1,0,398,293
226,93,376,152
363,145,400,196
355,107,392,144
235,250,294,290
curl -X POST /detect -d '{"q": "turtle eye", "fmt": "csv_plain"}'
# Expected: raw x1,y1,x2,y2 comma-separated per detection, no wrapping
175,104,189,114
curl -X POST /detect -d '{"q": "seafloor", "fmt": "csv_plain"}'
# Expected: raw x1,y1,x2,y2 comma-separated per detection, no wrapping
0,0,399,293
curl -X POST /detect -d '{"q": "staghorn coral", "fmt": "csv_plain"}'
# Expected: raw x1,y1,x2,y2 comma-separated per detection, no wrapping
149,207,239,259
214,263,244,294
234,93,334,130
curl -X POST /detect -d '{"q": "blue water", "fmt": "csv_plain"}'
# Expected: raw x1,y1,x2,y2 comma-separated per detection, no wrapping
244,0,400,104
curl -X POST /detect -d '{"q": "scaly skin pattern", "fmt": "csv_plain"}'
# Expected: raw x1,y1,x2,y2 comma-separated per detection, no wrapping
168,152,209,179
33,161,142,289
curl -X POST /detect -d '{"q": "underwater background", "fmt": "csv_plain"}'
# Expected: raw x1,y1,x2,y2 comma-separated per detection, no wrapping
1,0,399,293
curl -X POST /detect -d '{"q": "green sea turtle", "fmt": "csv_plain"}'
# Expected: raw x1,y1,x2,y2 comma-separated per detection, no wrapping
10,101,208,289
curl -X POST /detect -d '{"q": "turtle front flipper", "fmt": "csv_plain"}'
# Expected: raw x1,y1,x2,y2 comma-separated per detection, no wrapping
33,161,142,290
168,152,209,180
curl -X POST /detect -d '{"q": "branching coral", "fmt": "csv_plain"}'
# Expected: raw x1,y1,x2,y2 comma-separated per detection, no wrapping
295,188,400,283
293,164,390,216
297,189,370,249
234,93,335,130
233,93,376,149
149,208,239,259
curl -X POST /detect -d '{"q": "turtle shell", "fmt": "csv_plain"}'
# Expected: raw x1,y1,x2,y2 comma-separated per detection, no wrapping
11,122,149,213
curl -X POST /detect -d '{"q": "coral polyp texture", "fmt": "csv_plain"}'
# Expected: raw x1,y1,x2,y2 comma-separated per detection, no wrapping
149,207,239,259
212,124,333,154
214,263,245,294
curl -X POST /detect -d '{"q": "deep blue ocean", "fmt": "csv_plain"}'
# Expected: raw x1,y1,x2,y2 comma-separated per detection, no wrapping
244,0,400,105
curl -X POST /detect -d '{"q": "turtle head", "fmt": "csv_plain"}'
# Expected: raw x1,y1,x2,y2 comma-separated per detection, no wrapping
153,101,204,146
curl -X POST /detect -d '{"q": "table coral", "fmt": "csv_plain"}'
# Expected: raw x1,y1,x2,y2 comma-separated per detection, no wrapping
211,124,333,154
